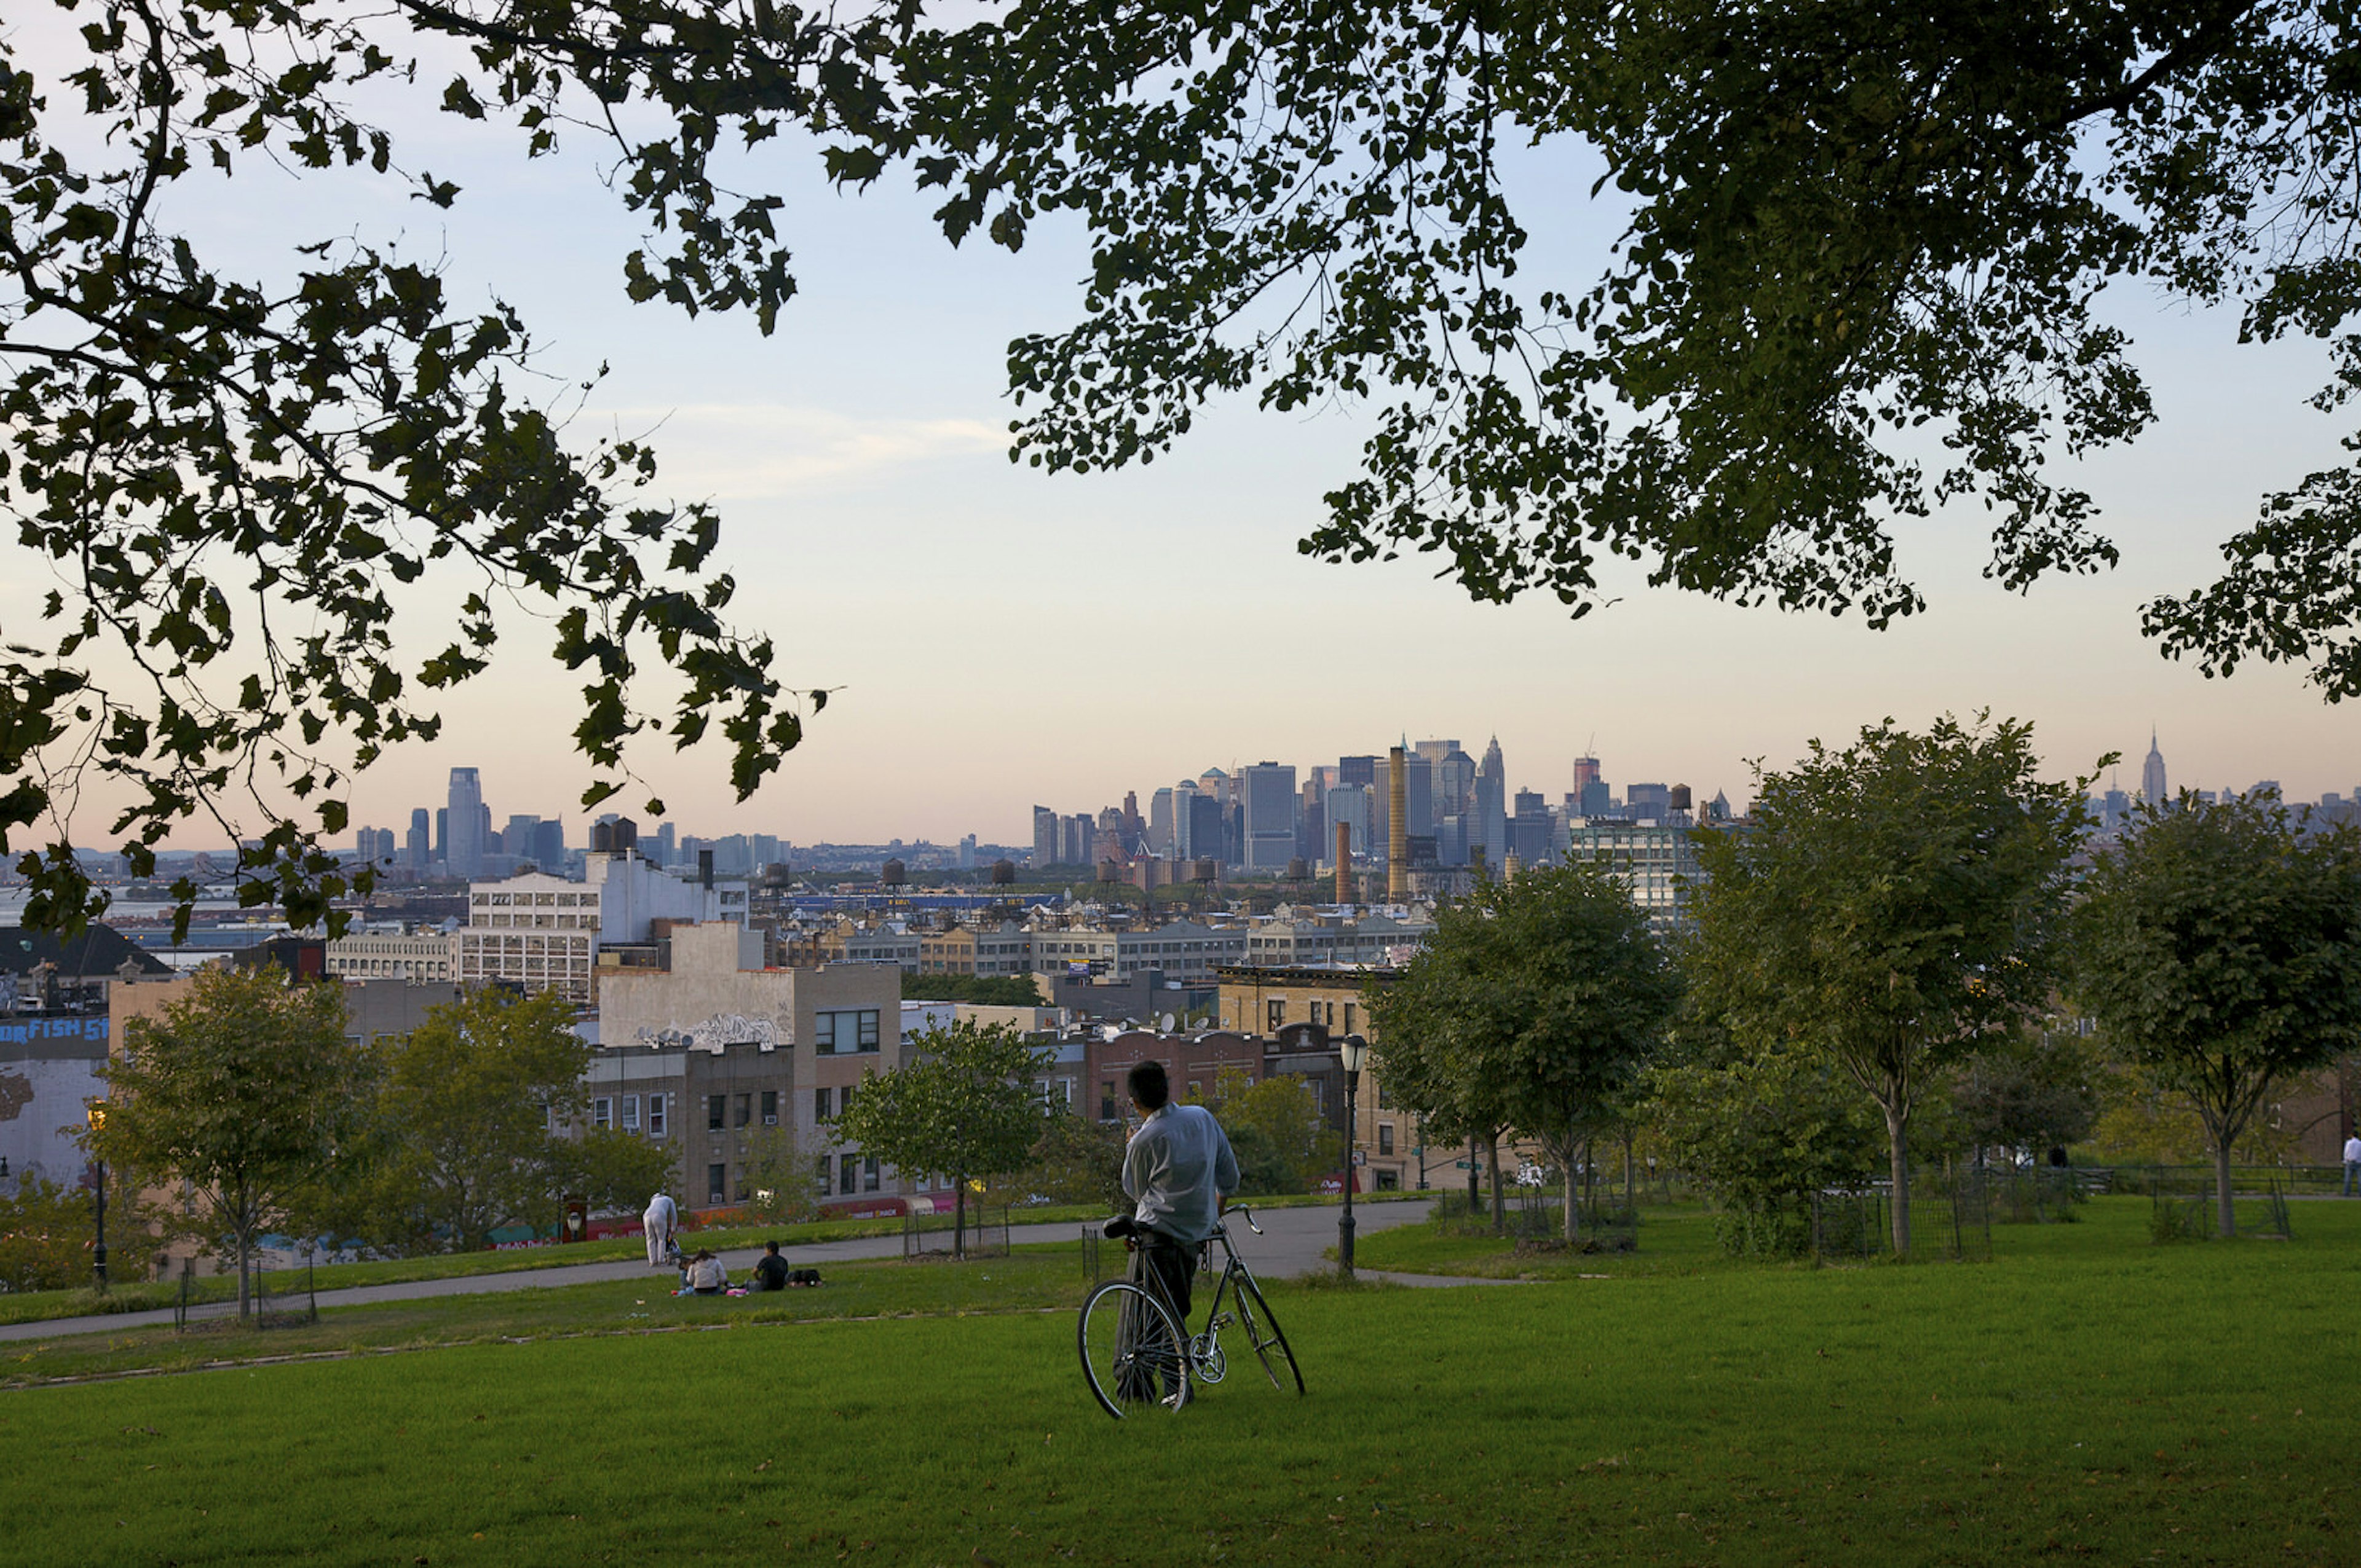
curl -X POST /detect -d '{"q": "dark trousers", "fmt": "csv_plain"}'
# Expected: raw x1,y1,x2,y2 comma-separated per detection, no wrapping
1134,1229,1196,1328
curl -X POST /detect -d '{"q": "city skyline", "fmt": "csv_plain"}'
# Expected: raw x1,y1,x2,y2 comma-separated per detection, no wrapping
318,724,2338,866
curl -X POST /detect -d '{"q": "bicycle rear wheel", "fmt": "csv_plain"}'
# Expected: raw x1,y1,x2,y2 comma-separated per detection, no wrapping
1233,1274,1304,1395
1078,1280,1190,1419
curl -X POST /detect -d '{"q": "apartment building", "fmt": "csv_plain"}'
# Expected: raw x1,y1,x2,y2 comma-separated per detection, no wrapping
456,851,749,1002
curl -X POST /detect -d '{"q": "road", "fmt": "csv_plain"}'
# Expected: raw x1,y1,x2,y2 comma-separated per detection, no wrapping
0,1197,1509,1344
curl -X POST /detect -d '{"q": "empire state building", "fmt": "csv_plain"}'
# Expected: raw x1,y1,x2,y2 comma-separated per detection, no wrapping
2141,731,2167,808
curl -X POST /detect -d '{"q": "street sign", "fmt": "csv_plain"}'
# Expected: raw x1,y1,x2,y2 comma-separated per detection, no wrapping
1351,1150,1366,1167
1454,1159,1471,1170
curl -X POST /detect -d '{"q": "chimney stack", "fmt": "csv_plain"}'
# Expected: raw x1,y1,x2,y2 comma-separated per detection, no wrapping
1388,746,1409,902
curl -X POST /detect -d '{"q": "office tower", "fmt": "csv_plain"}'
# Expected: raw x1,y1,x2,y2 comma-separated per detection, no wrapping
654,821,678,867
1414,738,1460,766
1182,791,1225,868
1511,790,1552,865
1236,763,1297,871
1327,784,1373,864
1402,749,1434,838
407,808,430,872
1064,813,1094,865
1338,755,1378,790
446,768,483,878
753,833,781,869
1297,776,1327,864
1169,781,1199,859
1198,767,1230,805
1433,746,1476,849
433,806,447,865
1387,746,1409,900
1477,736,1508,864
504,814,542,865
1149,787,1176,856
1572,754,1602,790
2142,731,2167,806
533,819,566,868
1121,791,1143,845
1626,782,1670,819
1033,806,1058,865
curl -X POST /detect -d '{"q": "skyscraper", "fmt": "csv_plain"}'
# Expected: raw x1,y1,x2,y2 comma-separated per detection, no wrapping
407,808,430,873
2142,730,2167,808
1477,736,1508,864
1241,762,1298,871
446,768,484,878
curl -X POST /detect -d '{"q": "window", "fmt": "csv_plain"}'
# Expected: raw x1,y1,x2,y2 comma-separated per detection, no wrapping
591,1097,613,1129
622,1094,640,1132
1378,1123,1394,1156
1375,1169,1400,1191
1101,1080,1118,1121
1377,1082,1392,1111
814,1086,832,1123
734,1092,752,1129
707,1164,727,1205
863,1157,880,1193
761,1090,778,1126
1266,999,1286,1033
839,1153,860,1196
815,1009,878,1054
647,1093,666,1137
707,1093,726,1132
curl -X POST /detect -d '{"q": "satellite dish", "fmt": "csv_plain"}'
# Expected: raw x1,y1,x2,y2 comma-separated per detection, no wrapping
1160,1012,1176,1033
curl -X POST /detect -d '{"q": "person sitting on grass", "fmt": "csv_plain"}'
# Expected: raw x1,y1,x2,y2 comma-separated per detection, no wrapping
749,1240,789,1292
685,1249,729,1295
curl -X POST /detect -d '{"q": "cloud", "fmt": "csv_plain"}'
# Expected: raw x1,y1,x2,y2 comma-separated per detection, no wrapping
579,403,1005,498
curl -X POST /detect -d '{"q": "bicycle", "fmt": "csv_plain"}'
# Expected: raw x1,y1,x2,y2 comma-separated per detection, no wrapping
1078,1203,1304,1419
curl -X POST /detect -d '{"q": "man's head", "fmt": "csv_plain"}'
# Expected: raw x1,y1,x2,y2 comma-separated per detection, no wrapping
765,1240,781,1256
1127,1059,1170,1112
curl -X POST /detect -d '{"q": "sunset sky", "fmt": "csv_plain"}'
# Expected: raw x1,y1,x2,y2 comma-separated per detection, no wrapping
11,20,2358,850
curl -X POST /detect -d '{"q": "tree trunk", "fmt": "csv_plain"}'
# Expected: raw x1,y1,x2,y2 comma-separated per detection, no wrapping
237,1229,252,1320
1487,1136,1505,1234
1884,1105,1912,1258
1561,1133,1580,1243
1466,1136,1480,1211
2213,1138,2237,1239
954,1173,967,1259
1623,1129,1635,1222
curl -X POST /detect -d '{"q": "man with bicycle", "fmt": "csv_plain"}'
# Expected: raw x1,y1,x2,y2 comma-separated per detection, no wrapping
1117,1060,1240,1338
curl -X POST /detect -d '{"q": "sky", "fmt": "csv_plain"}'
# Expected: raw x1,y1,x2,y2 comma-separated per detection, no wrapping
12,14,2360,852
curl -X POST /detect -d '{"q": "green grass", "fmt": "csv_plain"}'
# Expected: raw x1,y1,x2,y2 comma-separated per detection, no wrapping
2,1197,2357,1565
0,1205,1120,1328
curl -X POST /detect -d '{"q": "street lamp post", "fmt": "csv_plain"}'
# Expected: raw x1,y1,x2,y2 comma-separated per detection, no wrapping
1338,1034,1369,1276
86,1103,108,1291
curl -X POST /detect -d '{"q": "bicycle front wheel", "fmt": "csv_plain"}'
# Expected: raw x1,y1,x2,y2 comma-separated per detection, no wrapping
1078,1280,1190,1419
1234,1274,1304,1395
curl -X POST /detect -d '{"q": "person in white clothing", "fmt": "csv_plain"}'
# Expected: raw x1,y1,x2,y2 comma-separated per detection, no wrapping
643,1191,680,1267
2343,1133,2361,1197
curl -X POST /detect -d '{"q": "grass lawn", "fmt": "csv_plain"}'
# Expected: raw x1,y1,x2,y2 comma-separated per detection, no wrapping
0,1194,2351,1558
3,1199,2355,1566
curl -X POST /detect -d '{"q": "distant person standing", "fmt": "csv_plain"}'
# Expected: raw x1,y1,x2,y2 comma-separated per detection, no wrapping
644,1190,681,1267
2344,1133,2361,1197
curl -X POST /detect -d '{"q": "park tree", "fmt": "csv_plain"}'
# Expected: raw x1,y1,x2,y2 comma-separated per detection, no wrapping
2073,794,2361,1236
1688,715,2089,1256
89,964,368,1315
1014,1109,1127,1210
1941,1025,2104,1167
0,0,870,937
1204,1068,1337,1196
1645,1014,1887,1258
830,1018,1050,1256
1366,947,1517,1232
1370,862,1680,1242
322,988,649,1255
857,5,2361,701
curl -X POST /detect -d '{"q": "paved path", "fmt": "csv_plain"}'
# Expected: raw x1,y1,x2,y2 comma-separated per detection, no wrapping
0,1197,1506,1345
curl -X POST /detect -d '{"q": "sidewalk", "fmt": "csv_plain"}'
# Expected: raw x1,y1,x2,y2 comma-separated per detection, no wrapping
0,1197,1498,1344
